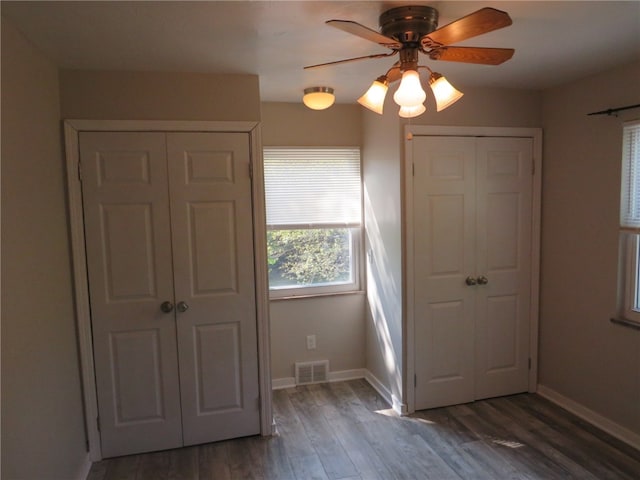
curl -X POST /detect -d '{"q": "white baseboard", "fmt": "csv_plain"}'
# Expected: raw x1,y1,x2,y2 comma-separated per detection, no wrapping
363,369,391,403
272,368,367,390
363,370,407,415
76,453,92,480
392,395,409,416
329,368,366,383
537,384,640,451
272,377,296,390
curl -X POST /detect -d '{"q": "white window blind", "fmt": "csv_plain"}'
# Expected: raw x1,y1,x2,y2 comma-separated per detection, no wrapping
621,121,640,231
263,147,362,228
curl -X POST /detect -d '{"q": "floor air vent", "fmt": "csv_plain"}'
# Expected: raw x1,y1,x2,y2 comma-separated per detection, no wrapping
295,360,329,385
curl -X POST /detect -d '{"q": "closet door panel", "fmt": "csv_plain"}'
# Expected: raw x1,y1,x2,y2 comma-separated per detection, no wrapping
187,201,238,294
167,132,260,446
475,137,533,399
413,136,476,410
80,132,183,458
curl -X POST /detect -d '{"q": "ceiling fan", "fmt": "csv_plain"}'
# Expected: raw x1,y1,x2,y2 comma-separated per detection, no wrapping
304,5,515,117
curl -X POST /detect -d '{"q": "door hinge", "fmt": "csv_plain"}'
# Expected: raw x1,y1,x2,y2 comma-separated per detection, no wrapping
249,161,253,180
414,374,417,387
532,161,535,175
96,416,101,432
528,358,532,370
412,162,415,176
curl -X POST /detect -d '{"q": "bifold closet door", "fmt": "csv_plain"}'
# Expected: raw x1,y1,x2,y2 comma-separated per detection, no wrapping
413,136,477,409
474,137,532,400
80,131,260,458
413,135,533,410
80,132,183,457
166,133,260,446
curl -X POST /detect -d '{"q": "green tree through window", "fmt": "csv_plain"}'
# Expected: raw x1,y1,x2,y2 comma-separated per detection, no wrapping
267,229,351,287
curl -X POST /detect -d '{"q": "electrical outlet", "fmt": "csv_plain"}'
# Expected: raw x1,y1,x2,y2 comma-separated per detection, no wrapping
306,334,316,350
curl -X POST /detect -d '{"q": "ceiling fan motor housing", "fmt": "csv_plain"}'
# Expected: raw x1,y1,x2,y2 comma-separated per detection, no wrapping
379,5,439,44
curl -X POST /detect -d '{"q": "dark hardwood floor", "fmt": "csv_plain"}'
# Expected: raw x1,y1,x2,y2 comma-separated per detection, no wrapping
87,379,640,479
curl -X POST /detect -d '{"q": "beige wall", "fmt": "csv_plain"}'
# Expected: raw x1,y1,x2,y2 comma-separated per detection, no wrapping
270,295,365,379
540,61,640,436
261,103,365,380
362,108,404,406
410,86,542,128
261,102,361,146
1,18,88,479
60,70,261,121
362,86,542,408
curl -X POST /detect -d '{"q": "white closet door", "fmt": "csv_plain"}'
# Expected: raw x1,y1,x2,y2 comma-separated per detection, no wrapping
80,132,183,458
474,137,533,399
413,136,477,410
166,133,260,446
413,135,533,410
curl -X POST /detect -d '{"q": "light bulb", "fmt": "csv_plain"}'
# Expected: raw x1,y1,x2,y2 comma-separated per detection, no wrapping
393,70,426,107
357,78,389,115
303,87,335,110
429,74,464,112
398,103,426,118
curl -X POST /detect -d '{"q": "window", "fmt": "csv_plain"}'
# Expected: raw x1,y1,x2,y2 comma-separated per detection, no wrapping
263,147,362,298
620,120,640,323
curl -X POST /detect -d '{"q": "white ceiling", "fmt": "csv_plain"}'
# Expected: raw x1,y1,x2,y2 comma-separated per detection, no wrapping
2,1,639,104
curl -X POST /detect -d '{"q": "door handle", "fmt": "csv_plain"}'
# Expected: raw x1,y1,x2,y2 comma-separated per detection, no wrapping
465,276,477,286
177,301,189,313
477,275,489,285
160,301,174,313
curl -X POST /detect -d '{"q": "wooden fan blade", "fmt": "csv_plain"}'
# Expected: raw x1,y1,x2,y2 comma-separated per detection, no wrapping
422,7,512,48
327,20,401,49
429,47,514,65
304,51,397,70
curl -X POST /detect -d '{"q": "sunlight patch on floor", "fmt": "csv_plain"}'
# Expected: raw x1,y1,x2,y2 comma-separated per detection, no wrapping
374,409,437,425
375,408,399,417
492,438,525,448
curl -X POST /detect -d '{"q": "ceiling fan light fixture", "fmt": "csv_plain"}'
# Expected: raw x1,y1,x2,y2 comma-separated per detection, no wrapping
307,6,515,118
303,87,335,110
393,70,426,107
398,103,426,118
357,76,389,115
429,72,464,112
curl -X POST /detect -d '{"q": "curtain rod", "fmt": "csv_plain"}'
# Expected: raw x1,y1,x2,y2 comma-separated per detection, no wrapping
587,103,640,117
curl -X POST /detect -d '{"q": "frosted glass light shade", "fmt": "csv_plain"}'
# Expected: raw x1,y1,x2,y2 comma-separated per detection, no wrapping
398,103,426,118
393,70,426,107
357,79,389,115
429,74,464,112
303,87,335,110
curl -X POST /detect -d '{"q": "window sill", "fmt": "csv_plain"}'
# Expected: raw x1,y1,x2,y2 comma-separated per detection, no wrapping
610,317,640,331
269,289,365,302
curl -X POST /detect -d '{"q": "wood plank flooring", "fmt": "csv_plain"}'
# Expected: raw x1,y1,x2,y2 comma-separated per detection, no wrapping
87,379,640,479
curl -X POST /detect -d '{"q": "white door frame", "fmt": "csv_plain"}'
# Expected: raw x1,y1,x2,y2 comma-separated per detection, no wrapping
404,125,542,414
64,119,273,461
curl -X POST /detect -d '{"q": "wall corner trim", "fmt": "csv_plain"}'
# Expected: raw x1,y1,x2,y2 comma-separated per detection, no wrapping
537,384,640,451
74,454,93,480
364,370,407,416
